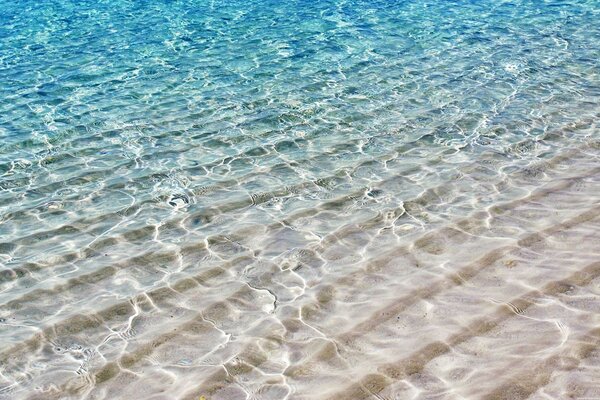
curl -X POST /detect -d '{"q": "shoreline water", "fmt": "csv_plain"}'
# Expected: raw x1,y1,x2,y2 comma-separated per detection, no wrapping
1,0,599,398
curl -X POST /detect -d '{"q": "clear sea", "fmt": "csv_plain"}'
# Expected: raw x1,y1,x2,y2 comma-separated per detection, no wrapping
1,0,599,399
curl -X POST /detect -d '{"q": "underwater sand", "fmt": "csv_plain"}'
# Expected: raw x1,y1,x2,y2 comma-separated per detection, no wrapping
1,0,599,399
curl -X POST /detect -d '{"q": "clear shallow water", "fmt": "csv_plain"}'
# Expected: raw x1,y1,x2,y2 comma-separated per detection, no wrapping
1,0,600,398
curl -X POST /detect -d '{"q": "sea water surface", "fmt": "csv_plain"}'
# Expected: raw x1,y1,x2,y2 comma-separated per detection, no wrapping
1,0,600,399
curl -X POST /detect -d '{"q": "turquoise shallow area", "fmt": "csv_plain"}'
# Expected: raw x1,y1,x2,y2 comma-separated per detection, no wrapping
0,0,598,245
0,1,599,399
2,0,599,170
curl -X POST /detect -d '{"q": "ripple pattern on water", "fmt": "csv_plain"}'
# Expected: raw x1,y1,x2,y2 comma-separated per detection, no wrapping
0,0,599,399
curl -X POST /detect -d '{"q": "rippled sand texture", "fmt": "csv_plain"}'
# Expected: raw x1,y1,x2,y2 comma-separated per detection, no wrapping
1,0,600,399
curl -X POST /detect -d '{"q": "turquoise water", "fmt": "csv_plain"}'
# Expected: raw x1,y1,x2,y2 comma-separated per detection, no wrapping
1,1,600,399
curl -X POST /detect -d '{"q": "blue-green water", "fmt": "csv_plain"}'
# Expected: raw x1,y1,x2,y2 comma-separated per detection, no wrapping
1,1,600,399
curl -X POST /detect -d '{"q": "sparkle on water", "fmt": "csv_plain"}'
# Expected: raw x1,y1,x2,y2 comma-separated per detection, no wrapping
1,0,599,399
